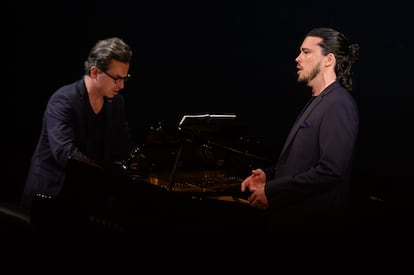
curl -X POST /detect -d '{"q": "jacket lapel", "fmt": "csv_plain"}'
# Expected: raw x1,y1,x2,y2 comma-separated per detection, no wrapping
277,81,339,159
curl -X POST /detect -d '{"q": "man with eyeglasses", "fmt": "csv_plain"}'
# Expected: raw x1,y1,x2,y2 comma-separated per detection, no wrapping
21,37,136,220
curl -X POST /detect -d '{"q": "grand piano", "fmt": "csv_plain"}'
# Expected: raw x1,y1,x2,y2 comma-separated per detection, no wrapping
32,114,274,234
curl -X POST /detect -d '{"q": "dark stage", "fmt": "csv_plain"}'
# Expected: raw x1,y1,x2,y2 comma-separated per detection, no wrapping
6,1,412,232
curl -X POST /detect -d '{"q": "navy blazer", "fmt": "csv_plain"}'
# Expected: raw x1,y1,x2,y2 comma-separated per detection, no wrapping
264,81,359,219
22,79,134,209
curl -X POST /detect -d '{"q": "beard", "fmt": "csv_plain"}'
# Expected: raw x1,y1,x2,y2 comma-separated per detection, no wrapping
297,62,321,85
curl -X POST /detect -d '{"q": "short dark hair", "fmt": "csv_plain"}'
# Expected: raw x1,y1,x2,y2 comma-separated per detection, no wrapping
84,37,132,75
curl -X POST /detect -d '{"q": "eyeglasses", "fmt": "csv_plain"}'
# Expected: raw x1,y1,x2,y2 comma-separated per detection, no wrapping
101,70,131,84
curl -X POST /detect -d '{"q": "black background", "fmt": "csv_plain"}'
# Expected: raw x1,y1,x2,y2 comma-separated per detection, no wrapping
8,1,412,217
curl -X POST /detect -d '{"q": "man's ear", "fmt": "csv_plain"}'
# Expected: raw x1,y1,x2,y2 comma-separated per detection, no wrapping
325,52,336,67
89,66,99,79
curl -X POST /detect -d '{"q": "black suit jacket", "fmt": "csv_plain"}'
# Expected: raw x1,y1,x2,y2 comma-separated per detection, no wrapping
22,79,134,209
264,81,359,222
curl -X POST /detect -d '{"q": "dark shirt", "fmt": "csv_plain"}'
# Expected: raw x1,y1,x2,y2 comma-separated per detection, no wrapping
21,79,134,210
264,81,359,225
85,99,105,161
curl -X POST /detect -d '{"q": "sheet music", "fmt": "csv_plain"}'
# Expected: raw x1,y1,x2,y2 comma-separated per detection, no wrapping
178,113,237,130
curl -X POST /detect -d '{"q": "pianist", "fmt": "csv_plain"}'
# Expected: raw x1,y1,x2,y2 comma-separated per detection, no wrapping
21,37,136,217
